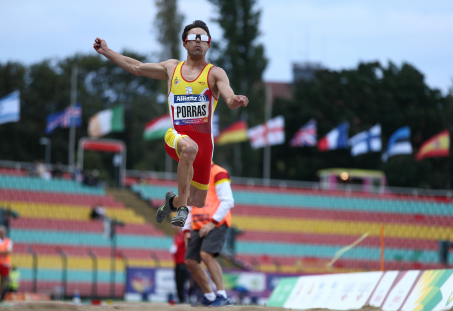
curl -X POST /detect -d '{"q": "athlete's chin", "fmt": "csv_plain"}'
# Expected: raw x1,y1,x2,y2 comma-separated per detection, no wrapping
189,50,205,57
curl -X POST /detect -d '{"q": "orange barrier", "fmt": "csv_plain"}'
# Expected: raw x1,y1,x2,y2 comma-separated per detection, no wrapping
5,292,51,302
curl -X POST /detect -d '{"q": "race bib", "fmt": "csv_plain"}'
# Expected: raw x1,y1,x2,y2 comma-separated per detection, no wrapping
173,95,209,125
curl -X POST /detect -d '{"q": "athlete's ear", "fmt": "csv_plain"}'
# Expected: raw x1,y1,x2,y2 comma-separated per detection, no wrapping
183,41,187,50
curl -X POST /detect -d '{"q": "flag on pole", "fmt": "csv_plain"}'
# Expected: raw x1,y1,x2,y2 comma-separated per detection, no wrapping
46,103,82,134
382,126,412,162
318,122,349,151
415,129,449,161
348,124,381,156
289,119,317,147
247,115,285,149
88,105,124,138
215,119,248,145
0,91,20,125
143,114,171,140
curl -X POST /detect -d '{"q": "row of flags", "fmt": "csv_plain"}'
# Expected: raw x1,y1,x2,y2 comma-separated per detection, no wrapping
293,120,451,162
143,112,449,162
289,119,449,162
0,91,449,163
0,91,124,138
45,103,124,138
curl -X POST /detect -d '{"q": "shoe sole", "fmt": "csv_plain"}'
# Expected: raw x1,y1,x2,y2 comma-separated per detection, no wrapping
171,218,185,227
170,206,188,227
155,190,176,223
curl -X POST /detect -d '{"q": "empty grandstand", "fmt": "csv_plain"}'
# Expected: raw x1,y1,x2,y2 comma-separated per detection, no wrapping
2,164,453,300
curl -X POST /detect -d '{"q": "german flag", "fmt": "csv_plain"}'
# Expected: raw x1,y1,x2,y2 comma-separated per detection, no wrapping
214,120,248,145
415,129,449,161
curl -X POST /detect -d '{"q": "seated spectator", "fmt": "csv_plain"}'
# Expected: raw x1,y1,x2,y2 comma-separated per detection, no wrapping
28,161,39,176
36,160,51,180
72,165,84,183
52,162,63,179
91,169,99,187
90,205,106,220
83,170,100,187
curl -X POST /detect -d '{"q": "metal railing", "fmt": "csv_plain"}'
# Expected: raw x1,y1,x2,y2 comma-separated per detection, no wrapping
126,168,453,199
2,159,453,198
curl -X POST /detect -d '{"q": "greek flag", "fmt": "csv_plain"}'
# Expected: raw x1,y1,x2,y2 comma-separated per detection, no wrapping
0,91,20,125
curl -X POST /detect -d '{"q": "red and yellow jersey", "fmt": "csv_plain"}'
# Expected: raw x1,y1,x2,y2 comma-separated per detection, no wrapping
168,61,218,135
192,165,232,230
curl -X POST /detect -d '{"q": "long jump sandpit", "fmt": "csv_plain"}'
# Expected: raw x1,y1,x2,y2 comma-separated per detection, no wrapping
0,301,384,311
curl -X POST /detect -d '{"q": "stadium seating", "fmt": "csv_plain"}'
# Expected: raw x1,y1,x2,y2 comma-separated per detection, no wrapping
0,174,172,298
133,182,453,274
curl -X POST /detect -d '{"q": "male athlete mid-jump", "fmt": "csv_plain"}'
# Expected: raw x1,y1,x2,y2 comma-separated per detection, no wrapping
94,20,248,226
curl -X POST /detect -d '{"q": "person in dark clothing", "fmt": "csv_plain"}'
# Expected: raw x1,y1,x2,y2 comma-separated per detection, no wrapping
170,227,189,303
51,162,64,178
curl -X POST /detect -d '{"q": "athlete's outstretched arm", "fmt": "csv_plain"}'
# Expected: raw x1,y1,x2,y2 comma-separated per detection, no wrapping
214,68,249,109
93,37,176,80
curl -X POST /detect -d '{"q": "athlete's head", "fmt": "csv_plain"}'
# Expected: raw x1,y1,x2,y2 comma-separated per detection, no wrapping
182,20,211,57
182,20,211,43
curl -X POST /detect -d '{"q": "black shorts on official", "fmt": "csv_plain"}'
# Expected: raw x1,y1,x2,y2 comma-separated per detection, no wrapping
185,224,228,263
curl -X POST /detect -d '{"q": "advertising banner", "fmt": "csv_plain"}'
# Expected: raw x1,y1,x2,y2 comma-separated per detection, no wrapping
268,269,453,311
125,267,288,302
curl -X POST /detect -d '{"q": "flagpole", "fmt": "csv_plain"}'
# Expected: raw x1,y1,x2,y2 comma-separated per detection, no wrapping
68,65,78,173
263,84,272,185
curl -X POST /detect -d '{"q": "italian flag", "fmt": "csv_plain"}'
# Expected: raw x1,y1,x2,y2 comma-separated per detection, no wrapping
143,114,171,140
88,105,124,138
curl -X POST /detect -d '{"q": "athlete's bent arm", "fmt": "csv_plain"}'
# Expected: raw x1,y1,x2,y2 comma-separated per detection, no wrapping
213,68,249,109
93,37,176,80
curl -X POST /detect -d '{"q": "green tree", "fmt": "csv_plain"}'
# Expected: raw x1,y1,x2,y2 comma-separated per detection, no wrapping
153,0,184,61
207,0,268,177
0,52,165,180
273,61,451,188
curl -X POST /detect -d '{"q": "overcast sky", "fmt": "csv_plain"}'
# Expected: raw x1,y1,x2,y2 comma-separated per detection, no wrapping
1,0,452,94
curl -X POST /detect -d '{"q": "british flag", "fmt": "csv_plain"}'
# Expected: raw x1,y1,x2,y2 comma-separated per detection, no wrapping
61,104,82,127
289,119,317,147
46,103,82,134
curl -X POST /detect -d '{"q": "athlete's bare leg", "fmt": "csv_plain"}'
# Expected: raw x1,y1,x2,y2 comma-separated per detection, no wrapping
185,258,213,294
173,137,198,207
200,251,225,291
173,184,207,208
172,137,208,208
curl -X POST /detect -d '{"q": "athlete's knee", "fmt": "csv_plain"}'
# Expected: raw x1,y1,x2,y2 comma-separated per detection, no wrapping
185,258,198,268
200,251,214,263
193,197,206,208
180,143,198,160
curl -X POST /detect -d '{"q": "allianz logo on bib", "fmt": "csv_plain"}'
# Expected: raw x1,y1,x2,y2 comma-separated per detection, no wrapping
174,95,208,102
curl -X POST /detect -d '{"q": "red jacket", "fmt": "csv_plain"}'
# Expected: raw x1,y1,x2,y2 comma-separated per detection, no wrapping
172,231,186,264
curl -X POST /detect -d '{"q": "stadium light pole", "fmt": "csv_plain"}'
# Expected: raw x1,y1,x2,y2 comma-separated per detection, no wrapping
39,137,51,165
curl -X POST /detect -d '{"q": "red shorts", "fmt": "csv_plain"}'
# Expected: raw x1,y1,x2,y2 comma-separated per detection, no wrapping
164,128,213,190
0,265,10,277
